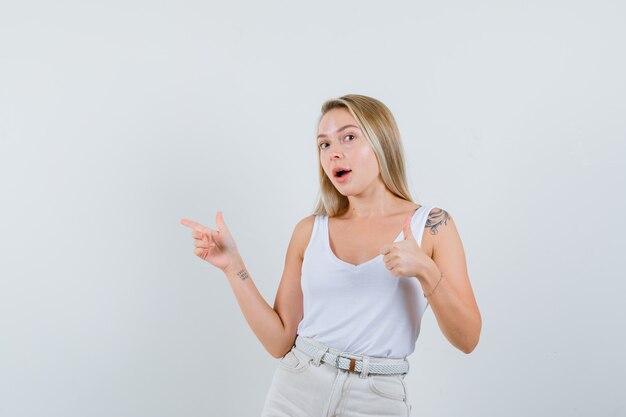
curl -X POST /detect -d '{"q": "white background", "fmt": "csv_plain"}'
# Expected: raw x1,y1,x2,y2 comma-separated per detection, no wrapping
1,1,625,416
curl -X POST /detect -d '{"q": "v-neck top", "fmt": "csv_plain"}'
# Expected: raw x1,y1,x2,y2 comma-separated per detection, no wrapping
296,205,436,358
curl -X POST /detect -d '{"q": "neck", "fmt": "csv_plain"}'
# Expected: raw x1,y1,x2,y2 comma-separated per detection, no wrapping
344,180,407,219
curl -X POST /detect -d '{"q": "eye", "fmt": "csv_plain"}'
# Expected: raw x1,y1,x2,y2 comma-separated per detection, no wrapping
319,142,329,150
344,134,355,142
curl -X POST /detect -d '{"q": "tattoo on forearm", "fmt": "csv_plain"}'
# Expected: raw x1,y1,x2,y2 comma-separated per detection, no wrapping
426,208,450,235
237,269,249,281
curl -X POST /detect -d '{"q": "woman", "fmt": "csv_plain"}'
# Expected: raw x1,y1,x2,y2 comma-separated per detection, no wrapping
181,94,481,416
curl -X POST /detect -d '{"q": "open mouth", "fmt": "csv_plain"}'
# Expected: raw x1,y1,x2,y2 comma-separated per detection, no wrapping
335,169,352,178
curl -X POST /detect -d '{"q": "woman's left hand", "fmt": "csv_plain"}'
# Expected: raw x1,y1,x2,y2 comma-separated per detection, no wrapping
379,213,436,279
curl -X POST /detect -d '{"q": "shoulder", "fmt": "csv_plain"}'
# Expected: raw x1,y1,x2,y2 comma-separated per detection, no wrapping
421,206,457,258
424,207,453,235
290,215,316,259
294,214,316,235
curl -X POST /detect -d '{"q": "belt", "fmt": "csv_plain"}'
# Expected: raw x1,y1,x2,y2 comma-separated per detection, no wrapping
294,336,409,376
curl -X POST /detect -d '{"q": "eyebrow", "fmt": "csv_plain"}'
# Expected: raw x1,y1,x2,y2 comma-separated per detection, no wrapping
317,124,361,140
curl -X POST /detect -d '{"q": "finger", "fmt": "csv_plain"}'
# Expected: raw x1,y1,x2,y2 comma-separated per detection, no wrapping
211,228,220,242
384,251,403,267
384,257,396,272
181,218,207,230
402,213,415,241
379,244,392,256
215,211,229,234
192,229,212,239
194,238,209,248
195,238,216,249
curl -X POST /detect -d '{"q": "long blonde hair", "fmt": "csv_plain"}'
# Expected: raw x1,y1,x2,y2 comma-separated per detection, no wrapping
312,94,414,216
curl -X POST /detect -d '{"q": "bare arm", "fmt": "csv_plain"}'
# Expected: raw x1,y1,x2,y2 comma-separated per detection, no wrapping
220,257,289,358
181,213,313,358
420,209,482,353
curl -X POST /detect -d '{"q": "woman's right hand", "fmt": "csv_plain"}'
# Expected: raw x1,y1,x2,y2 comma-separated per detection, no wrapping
180,211,241,272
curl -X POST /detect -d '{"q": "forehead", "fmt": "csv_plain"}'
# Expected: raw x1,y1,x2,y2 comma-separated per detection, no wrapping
317,108,359,134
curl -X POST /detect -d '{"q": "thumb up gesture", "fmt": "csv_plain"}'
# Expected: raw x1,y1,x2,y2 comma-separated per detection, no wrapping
180,211,241,272
379,212,431,278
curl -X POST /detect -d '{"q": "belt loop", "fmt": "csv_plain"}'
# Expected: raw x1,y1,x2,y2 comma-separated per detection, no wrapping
311,345,328,367
359,355,370,379
297,336,329,367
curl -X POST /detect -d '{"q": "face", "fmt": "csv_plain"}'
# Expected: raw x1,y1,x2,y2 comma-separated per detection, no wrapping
316,108,381,196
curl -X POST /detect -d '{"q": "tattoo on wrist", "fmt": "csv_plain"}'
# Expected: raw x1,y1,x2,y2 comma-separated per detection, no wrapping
426,208,450,235
236,269,249,281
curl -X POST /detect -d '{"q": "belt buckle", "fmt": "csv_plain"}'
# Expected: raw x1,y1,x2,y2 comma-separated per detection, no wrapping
335,352,361,373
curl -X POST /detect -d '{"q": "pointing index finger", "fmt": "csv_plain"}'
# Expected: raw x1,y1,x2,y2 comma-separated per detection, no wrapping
180,218,208,231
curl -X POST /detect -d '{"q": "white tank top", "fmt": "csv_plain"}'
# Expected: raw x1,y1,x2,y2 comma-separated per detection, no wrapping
296,205,436,358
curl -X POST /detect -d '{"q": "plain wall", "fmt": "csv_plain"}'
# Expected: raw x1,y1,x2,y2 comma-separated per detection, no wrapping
1,1,625,416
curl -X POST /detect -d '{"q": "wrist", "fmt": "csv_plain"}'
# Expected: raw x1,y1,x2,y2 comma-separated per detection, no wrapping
223,255,245,277
418,261,441,292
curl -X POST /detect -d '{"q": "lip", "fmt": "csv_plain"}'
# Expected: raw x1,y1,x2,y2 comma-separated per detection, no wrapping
334,170,352,184
332,166,351,177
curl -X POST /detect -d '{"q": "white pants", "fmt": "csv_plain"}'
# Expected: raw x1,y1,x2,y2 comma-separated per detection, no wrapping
261,340,412,417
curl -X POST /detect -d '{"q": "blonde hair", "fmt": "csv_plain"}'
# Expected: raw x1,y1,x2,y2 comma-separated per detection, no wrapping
312,94,414,216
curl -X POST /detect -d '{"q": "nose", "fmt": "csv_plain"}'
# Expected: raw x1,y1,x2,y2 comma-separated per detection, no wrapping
329,149,343,160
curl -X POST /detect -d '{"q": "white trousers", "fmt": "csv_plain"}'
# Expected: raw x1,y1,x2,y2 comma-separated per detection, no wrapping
261,340,412,417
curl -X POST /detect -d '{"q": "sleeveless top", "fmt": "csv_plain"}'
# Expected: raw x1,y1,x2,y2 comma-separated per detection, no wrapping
296,205,436,358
